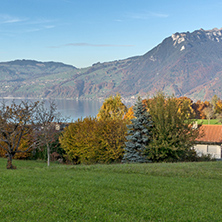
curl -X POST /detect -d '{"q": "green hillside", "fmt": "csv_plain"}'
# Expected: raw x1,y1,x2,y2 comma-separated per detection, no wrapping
2,28,222,100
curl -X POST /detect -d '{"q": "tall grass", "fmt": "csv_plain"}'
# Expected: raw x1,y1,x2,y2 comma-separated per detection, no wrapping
0,158,222,221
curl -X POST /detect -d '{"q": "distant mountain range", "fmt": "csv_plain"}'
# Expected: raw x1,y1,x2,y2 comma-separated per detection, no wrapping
1,27,222,101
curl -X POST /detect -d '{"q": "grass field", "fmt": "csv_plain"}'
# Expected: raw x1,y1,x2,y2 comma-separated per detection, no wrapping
193,119,222,125
0,158,222,221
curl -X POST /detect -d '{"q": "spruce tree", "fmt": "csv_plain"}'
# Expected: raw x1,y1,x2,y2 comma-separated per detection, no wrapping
122,97,152,163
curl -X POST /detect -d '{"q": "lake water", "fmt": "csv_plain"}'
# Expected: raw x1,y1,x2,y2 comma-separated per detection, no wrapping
3,99,103,122
55,99,103,121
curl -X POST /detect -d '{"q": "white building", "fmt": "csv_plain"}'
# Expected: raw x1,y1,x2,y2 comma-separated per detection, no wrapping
194,125,222,159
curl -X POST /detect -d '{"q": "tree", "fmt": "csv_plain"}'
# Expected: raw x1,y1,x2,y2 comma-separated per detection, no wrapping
124,99,148,122
59,117,127,164
34,100,65,167
215,100,222,115
211,95,219,112
0,100,64,169
124,106,135,121
176,97,195,119
146,92,199,162
214,100,222,123
97,94,128,121
203,106,214,124
0,100,39,169
97,119,127,163
192,100,210,119
122,97,152,163
59,117,98,164
0,131,34,159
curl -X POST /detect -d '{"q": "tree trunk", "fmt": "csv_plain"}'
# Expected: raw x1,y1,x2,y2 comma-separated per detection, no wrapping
7,153,16,169
47,144,50,167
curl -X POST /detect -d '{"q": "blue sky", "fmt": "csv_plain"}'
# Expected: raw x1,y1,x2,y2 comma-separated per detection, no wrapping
0,0,222,68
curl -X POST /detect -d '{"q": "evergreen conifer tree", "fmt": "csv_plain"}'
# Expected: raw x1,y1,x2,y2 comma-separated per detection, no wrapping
122,97,152,163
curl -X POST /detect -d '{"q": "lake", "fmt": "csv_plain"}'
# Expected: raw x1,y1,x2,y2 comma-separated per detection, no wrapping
3,98,103,122
55,99,103,121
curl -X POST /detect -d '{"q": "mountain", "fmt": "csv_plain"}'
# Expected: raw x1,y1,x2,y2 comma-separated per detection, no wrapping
0,59,78,98
1,28,222,101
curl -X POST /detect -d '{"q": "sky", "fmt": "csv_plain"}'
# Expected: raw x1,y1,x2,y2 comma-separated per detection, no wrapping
0,0,222,68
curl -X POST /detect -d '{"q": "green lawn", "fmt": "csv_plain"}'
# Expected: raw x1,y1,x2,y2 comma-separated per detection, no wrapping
0,158,222,221
192,119,222,125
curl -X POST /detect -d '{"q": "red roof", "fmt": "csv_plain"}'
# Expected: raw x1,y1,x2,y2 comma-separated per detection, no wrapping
196,125,222,143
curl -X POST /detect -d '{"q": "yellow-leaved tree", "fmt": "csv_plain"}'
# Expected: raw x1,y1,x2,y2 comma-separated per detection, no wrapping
60,94,128,164
59,117,127,164
59,117,98,164
97,94,128,121
124,106,135,121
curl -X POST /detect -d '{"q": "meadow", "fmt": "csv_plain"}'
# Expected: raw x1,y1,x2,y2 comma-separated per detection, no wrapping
194,119,221,125
0,158,222,221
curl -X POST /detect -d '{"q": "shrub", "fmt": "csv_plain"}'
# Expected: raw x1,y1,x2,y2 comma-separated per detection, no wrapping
59,117,127,164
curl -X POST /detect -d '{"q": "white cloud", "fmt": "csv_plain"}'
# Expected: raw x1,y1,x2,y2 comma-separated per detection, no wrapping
49,43,134,48
24,28,42,33
114,19,123,22
43,25,55,29
0,14,27,24
149,12,169,18
128,11,169,20
0,14,56,26
0,14,56,35
25,18,57,25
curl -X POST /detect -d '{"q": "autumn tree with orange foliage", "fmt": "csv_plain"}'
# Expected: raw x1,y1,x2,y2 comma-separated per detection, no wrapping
215,100,222,116
0,100,63,169
0,132,34,159
192,100,211,119
124,99,148,121
0,100,39,169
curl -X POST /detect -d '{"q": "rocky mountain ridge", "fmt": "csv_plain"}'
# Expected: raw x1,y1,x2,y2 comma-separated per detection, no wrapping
1,28,222,101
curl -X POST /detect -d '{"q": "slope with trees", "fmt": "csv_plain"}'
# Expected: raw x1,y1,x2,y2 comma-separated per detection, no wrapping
2,28,222,101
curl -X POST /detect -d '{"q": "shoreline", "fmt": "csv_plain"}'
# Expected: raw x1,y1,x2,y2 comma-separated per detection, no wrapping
1,96,103,101
1,96,135,105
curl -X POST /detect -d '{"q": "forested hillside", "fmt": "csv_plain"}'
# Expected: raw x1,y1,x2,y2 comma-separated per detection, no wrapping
1,28,222,100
